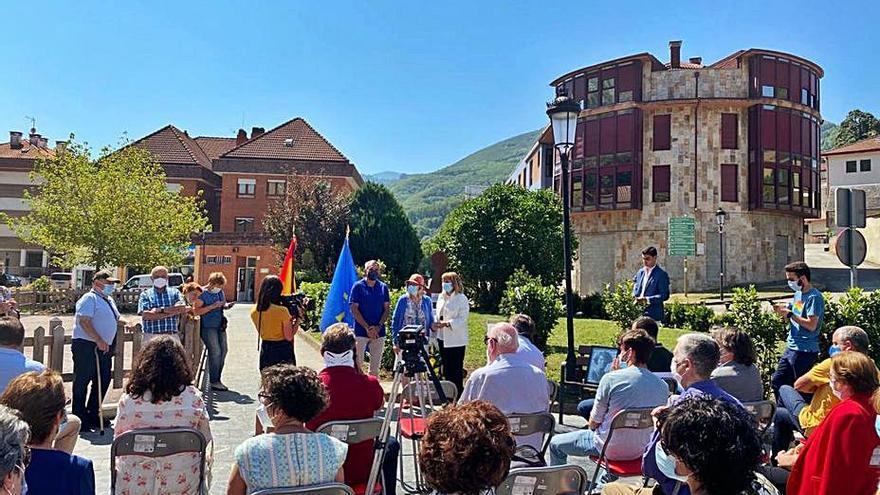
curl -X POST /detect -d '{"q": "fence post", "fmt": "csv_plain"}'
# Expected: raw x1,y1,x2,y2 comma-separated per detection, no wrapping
113,321,125,389
131,324,143,360
32,326,46,364
49,318,64,372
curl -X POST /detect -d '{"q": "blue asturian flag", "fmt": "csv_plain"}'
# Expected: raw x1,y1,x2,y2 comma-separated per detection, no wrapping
320,237,360,332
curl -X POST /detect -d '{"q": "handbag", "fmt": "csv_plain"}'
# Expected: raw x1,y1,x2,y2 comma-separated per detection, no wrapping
220,316,228,332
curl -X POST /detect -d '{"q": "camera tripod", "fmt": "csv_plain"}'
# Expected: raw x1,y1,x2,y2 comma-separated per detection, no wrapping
365,344,450,495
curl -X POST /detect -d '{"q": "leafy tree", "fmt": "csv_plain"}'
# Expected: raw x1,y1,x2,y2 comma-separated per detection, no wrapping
349,182,422,286
429,184,573,311
499,268,563,350
833,109,880,148
727,286,787,397
262,174,351,277
602,280,643,331
3,140,209,270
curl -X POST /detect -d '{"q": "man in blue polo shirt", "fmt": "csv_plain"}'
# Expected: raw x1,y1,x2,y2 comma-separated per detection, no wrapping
72,269,121,430
350,260,391,376
138,265,189,344
0,316,43,394
771,261,824,402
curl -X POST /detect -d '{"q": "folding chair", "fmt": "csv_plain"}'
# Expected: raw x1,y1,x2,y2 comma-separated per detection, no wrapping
588,408,655,489
396,380,457,493
252,484,355,495
546,380,559,409
494,465,589,495
507,412,556,460
110,428,208,495
752,471,780,495
662,377,678,395
742,400,776,436
315,418,385,495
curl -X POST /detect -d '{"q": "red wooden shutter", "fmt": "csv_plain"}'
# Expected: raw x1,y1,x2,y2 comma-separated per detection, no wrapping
721,113,738,149
721,164,738,202
652,165,671,201
653,114,671,151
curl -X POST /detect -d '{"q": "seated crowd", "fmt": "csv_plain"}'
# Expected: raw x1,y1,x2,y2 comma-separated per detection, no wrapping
1,304,879,495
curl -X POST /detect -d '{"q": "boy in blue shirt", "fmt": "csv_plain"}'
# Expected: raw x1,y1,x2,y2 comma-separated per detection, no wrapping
772,261,824,403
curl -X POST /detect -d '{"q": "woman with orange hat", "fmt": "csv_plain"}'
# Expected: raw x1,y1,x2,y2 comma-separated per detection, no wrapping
391,274,435,355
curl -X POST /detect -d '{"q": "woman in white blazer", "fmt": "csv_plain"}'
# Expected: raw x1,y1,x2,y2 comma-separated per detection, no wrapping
434,272,469,397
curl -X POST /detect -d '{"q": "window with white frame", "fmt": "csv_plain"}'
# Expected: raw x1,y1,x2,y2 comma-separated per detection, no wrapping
237,178,256,198
267,180,286,197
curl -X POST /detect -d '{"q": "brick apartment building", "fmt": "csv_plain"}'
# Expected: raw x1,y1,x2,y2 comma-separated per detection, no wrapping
130,117,363,301
509,41,823,293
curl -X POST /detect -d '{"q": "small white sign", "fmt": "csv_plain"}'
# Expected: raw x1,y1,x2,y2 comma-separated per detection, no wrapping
133,434,156,454
330,424,350,441
511,476,537,495
260,268,270,274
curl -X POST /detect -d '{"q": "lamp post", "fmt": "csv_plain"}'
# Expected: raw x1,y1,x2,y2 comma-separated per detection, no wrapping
546,89,581,381
715,207,727,301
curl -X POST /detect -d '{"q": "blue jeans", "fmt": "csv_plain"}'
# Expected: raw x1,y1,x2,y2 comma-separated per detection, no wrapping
200,325,228,383
772,385,808,456
548,428,601,466
577,399,595,421
771,348,817,402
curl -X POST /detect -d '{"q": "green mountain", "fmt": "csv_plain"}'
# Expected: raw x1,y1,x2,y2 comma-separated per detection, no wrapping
389,129,543,239
364,171,407,185
821,120,839,150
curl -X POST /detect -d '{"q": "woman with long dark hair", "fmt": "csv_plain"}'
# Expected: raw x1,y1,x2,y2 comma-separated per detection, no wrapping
250,275,298,370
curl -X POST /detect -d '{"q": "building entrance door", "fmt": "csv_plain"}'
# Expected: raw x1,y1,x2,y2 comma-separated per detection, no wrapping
237,257,258,302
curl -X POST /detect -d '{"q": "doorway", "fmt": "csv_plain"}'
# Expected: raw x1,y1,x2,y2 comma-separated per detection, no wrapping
236,257,258,302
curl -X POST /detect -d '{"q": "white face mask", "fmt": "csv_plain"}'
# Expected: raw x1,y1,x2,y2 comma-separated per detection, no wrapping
152,277,168,289
656,443,689,482
787,279,802,292
670,358,683,385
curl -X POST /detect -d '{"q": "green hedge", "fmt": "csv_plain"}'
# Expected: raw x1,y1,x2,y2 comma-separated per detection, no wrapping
664,301,716,332
499,268,563,351
822,288,880,365
299,282,330,332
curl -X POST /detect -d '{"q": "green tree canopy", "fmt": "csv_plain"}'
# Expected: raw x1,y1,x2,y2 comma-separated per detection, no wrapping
349,182,422,286
262,174,351,278
3,140,210,270
834,109,880,148
427,183,572,311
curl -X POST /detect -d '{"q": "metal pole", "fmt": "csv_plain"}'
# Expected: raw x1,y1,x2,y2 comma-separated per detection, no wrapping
719,226,725,301
560,150,577,380
684,257,688,299
848,228,858,288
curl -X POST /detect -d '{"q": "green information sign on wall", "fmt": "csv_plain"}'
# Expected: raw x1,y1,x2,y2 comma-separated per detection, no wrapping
668,217,696,257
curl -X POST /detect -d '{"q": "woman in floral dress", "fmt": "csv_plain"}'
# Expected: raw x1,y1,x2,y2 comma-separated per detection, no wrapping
114,336,212,495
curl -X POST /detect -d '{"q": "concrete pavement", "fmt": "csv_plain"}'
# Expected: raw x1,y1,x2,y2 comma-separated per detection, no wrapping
805,243,880,292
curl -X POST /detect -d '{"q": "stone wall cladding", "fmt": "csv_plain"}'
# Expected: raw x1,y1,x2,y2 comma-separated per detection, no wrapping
571,59,805,294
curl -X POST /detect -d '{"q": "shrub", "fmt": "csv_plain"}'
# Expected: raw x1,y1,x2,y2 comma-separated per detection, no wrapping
26,276,53,292
603,280,643,331
664,302,715,332
664,301,687,329
727,286,787,397
499,268,563,351
822,288,880,365
380,287,407,371
575,292,607,319
298,281,331,332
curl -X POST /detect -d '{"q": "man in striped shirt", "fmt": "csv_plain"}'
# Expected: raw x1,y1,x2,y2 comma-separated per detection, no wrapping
138,266,189,343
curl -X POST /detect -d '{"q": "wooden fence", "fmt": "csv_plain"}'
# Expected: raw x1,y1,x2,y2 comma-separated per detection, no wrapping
14,289,143,314
22,316,205,391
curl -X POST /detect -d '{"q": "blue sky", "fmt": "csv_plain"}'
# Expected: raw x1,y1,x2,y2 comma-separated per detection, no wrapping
2,0,877,175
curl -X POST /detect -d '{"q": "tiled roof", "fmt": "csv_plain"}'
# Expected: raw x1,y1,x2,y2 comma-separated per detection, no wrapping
129,125,212,168
194,136,238,161
664,62,704,69
221,118,349,162
823,135,880,156
0,140,55,160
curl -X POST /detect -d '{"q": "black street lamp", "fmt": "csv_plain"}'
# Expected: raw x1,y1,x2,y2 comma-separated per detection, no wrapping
547,89,581,382
715,207,728,301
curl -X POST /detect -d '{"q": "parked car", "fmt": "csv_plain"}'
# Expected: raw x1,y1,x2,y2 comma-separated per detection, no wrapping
0,273,23,288
49,272,74,290
123,272,185,290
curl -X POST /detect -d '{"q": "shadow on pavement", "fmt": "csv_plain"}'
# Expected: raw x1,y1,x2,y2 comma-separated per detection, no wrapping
79,426,116,446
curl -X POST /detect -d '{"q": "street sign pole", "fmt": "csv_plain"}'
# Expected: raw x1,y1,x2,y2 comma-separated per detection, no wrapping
848,229,858,289
683,257,688,299
835,188,868,289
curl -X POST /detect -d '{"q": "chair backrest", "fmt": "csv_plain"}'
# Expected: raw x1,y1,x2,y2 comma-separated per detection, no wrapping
494,465,589,495
546,380,558,406
110,428,208,494
401,379,458,404
742,400,776,434
252,483,356,495
315,418,383,445
662,377,678,395
752,471,780,495
507,412,556,455
604,408,655,447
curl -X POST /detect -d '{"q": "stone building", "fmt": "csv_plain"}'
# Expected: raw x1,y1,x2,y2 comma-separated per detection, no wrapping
512,41,824,294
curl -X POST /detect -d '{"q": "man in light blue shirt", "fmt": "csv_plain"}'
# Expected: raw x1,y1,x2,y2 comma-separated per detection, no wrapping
0,316,44,394
72,269,120,430
459,322,549,449
549,329,668,466
511,314,545,370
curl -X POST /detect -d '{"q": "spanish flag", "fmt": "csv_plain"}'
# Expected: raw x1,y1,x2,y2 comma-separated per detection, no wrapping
279,235,297,295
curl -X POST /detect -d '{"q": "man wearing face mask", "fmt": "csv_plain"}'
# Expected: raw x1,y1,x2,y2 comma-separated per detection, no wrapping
306,323,399,495
771,261,824,402
349,261,391,377
137,265,189,345
72,269,121,431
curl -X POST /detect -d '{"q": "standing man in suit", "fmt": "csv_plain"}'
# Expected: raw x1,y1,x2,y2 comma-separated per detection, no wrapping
632,246,670,323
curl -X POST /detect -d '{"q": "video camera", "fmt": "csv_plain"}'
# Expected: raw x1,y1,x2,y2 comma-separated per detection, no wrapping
279,291,315,319
398,325,429,370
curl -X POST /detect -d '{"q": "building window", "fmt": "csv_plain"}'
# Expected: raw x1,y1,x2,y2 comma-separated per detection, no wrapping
721,164,738,202
860,159,872,172
558,61,642,110
721,113,738,149
751,55,819,111
24,251,42,268
846,160,857,173
762,86,774,97
586,77,600,109
601,77,615,106
166,183,182,193
237,178,256,198
235,217,255,233
267,180,286,197
205,255,218,264
653,114,671,151
221,255,233,264
652,165,670,202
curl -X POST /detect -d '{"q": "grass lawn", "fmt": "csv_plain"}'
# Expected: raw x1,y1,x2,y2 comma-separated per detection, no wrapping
462,312,688,377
